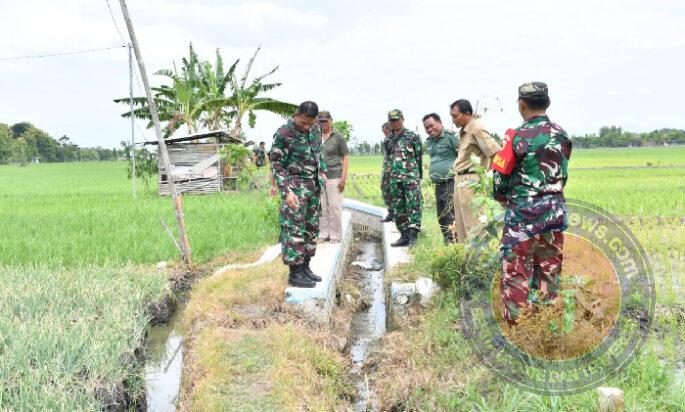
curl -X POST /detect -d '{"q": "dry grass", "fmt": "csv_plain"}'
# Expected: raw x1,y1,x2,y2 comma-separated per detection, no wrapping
179,260,355,411
492,234,621,360
373,297,492,411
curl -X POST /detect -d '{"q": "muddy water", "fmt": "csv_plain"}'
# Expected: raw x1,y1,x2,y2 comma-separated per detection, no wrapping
348,241,386,412
145,309,184,411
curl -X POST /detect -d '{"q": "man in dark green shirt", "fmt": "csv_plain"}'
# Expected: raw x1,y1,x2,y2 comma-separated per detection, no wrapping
423,113,459,244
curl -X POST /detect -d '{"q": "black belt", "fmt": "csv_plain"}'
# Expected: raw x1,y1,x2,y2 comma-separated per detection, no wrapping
456,169,475,175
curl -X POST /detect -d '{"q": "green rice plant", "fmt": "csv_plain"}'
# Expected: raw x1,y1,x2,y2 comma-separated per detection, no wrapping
0,265,167,410
0,162,278,267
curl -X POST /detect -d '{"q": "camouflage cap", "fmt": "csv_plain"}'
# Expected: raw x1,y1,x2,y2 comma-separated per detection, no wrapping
317,110,332,121
518,82,549,99
388,109,403,120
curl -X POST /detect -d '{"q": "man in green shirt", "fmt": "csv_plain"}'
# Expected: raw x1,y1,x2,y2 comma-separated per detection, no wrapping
317,110,349,243
423,113,459,244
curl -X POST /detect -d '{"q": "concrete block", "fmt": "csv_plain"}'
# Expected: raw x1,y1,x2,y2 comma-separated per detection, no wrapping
285,199,413,324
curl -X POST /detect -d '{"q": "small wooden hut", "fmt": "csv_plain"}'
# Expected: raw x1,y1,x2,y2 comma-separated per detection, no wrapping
144,130,243,196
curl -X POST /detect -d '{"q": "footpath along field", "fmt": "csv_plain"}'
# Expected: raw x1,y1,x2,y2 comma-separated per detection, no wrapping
1,145,684,409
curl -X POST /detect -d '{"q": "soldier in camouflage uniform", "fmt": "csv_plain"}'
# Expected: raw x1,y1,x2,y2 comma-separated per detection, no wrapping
269,101,327,288
380,122,395,222
387,109,423,247
492,82,573,324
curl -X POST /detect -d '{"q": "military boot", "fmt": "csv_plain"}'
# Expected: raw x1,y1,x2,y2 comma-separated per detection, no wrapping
381,213,394,223
288,264,316,288
391,231,409,247
303,256,322,282
407,228,420,247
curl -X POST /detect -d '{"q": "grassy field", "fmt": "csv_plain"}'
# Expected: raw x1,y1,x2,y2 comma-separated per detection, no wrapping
0,162,278,266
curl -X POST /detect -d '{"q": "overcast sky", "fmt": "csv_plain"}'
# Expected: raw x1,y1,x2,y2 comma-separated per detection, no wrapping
1,0,683,149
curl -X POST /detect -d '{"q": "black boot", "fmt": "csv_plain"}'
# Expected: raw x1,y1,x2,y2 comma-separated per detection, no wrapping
391,231,409,247
303,257,322,282
288,264,316,288
407,228,419,247
381,213,394,223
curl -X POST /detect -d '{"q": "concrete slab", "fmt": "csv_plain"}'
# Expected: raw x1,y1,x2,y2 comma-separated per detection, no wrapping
284,210,353,323
285,198,413,324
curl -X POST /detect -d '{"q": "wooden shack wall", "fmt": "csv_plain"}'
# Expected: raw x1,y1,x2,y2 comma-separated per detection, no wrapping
158,143,224,196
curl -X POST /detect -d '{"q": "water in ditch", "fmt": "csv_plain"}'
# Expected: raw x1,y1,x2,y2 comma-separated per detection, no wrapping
347,240,386,412
145,308,184,411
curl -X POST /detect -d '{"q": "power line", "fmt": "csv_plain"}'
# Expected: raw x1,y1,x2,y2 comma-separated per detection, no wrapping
0,45,125,61
105,0,127,45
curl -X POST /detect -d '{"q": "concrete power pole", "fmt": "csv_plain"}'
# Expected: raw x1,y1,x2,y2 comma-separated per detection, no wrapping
118,0,192,265
128,43,136,197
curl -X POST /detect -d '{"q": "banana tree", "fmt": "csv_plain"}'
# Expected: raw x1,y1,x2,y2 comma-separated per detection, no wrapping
219,46,297,140
114,44,205,137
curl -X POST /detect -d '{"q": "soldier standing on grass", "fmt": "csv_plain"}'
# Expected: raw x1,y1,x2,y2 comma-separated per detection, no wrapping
423,113,459,244
269,101,327,288
380,122,395,222
387,109,423,247
492,82,573,324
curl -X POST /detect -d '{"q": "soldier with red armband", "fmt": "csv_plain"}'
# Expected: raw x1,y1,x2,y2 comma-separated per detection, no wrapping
492,82,573,325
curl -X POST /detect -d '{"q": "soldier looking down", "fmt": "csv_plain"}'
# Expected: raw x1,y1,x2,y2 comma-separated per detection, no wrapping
269,101,327,288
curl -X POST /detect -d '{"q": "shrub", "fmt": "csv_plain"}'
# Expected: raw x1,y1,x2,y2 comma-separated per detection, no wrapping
429,243,498,300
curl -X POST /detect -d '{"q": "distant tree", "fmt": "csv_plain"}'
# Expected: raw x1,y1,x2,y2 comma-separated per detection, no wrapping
10,122,34,138
127,147,158,192
120,140,132,161
332,120,354,142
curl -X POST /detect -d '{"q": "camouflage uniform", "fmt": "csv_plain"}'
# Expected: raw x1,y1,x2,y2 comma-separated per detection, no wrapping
269,119,326,266
493,82,572,323
389,128,423,232
381,134,395,215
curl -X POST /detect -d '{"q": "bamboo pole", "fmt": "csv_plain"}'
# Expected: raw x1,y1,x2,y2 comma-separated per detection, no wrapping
118,0,192,265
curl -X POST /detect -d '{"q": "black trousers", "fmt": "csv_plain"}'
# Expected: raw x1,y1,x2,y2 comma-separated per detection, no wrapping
435,180,456,243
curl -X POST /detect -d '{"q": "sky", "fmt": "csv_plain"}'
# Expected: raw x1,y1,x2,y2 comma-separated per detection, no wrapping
1,0,683,149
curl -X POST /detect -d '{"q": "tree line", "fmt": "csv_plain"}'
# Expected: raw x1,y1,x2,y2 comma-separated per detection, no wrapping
0,122,122,165
347,126,685,154
570,126,685,148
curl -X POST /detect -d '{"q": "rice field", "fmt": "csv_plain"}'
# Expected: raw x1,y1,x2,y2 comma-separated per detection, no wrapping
0,162,278,266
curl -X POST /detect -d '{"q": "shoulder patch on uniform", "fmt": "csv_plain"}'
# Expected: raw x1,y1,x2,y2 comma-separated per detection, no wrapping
277,126,296,139
516,125,552,139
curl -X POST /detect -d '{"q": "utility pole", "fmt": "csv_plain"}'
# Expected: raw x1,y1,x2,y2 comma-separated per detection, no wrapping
128,43,136,197
118,0,192,265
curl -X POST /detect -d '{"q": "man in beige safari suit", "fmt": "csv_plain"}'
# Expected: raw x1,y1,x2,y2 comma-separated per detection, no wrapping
450,99,502,243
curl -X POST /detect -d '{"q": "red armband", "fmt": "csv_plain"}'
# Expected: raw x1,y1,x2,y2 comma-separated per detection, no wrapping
491,128,516,175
